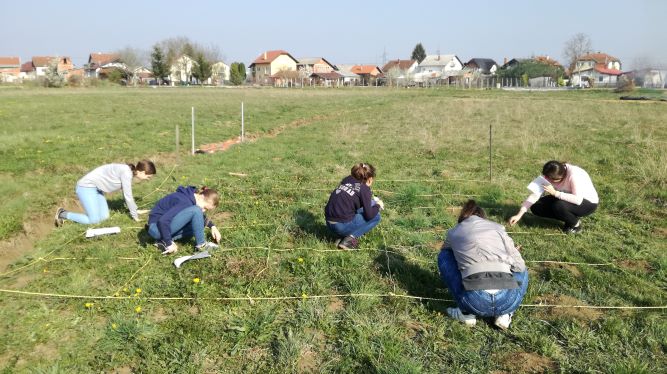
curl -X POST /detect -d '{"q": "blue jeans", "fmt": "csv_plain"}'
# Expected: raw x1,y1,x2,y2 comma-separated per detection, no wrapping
65,186,110,224
326,207,381,238
438,248,529,317
147,205,206,246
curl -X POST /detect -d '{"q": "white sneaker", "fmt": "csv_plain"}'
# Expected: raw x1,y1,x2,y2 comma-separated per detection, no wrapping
196,242,219,251
446,307,477,326
494,314,512,330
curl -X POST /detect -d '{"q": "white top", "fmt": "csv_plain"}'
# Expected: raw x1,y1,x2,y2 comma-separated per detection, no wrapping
77,164,138,219
522,164,599,209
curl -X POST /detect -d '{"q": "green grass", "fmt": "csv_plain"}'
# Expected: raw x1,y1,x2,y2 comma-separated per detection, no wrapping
0,86,665,373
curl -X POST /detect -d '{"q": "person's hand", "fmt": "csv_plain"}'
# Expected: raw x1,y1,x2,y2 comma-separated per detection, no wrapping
509,214,522,226
137,209,150,215
376,199,385,210
162,243,178,255
133,216,141,222
543,184,557,196
210,226,221,243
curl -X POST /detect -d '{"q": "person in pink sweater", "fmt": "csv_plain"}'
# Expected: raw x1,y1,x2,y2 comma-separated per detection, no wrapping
509,160,599,234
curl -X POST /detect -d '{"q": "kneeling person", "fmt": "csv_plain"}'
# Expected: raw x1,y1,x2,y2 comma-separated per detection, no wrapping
438,200,528,329
147,186,221,255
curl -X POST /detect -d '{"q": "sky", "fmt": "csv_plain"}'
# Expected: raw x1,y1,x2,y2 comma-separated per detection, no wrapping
2,0,666,70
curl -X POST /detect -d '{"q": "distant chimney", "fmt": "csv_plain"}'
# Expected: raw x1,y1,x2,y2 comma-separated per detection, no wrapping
263,51,267,60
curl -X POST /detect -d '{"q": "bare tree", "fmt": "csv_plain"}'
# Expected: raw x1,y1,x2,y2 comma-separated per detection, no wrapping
563,33,592,71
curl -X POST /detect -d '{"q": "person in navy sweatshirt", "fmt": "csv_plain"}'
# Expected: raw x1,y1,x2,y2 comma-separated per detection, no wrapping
147,186,221,255
324,163,384,250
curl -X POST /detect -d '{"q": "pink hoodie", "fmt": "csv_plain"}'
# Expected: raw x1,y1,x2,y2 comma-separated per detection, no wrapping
522,164,599,209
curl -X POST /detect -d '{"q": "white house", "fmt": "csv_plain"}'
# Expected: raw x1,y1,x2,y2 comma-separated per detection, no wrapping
382,59,418,85
334,64,361,86
210,61,230,85
85,53,125,78
571,52,622,87
170,55,196,85
413,54,463,83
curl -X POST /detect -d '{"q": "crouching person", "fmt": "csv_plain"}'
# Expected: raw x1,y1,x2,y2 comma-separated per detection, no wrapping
147,186,221,256
438,200,528,329
324,163,384,250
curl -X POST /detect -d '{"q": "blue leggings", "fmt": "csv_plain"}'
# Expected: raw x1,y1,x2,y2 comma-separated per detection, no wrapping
65,186,110,224
148,205,206,246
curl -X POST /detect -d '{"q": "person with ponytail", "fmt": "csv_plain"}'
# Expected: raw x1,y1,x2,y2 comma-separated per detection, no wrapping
147,186,221,256
438,200,528,329
324,162,384,250
509,160,598,234
55,160,156,226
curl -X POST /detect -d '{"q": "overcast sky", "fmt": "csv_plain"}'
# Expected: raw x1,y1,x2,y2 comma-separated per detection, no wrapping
2,0,666,69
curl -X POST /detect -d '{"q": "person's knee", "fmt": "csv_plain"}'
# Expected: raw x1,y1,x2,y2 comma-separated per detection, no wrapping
552,200,570,214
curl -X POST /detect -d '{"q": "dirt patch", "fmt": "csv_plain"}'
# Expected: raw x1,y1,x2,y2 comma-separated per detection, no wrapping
297,348,318,373
618,260,653,273
538,262,582,278
431,241,444,251
9,273,38,289
188,304,200,316
151,306,170,322
110,367,133,374
498,351,557,373
533,294,603,322
403,320,427,339
0,214,54,273
654,227,667,238
327,297,344,313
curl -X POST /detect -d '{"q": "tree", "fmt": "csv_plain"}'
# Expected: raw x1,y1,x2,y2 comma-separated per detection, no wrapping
411,43,426,63
563,33,592,72
191,53,212,84
497,59,565,80
229,62,246,85
116,46,147,85
151,45,168,84
44,57,64,87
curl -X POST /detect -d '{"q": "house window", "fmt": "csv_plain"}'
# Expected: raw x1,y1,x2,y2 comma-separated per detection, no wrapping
598,76,603,82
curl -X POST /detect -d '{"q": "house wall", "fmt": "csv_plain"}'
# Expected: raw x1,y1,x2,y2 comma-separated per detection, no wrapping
313,60,333,73
270,55,297,75
170,56,195,84
253,63,271,83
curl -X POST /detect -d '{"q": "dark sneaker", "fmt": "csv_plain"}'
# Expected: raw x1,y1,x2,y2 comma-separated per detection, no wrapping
563,224,582,235
54,207,65,227
337,236,358,250
155,241,168,253
334,238,342,247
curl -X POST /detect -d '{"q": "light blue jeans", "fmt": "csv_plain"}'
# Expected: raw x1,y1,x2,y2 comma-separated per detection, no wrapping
147,205,206,246
438,248,529,317
65,186,110,224
326,207,381,238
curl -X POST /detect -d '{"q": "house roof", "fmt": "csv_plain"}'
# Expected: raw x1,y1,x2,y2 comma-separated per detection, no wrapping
0,57,20,67
382,59,416,72
297,57,335,66
310,71,343,80
577,52,620,64
20,61,34,72
32,56,57,67
333,65,360,78
351,65,381,74
594,65,622,76
419,54,459,67
533,56,562,67
89,52,120,65
250,50,298,66
465,58,497,73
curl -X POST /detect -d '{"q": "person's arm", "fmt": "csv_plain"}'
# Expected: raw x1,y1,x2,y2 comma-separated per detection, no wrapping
499,230,526,272
120,170,139,221
204,215,221,243
360,187,380,221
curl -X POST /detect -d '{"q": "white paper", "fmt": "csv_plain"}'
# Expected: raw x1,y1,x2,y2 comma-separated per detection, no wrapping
85,226,121,238
527,176,550,195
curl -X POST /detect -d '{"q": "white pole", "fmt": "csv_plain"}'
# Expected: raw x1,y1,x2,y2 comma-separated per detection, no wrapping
191,107,195,155
241,101,244,142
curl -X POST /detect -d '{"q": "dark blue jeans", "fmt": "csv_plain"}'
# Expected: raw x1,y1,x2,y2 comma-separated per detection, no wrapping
437,248,529,317
326,207,381,238
148,205,206,246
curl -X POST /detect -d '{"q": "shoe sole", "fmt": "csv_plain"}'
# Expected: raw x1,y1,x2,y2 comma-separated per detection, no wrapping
54,208,64,227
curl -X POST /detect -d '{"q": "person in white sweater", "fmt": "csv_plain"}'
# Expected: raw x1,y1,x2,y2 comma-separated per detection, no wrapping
55,160,156,226
509,160,598,234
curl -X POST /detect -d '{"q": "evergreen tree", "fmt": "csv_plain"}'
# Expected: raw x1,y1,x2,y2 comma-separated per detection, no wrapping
411,43,426,63
238,62,246,81
151,45,168,84
229,62,245,85
192,53,212,84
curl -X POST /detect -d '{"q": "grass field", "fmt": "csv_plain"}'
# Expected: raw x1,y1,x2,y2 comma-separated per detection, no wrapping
0,86,665,373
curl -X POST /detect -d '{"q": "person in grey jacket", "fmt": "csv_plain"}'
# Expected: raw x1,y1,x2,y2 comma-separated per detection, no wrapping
438,200,528,329
55,160,156,226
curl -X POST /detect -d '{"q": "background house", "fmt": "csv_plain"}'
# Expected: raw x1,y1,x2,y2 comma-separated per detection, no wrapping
85,53,124,78
382,59,417,85
413,54,463,83
32,56,73,77
169,55,196,85
0,57,21,83
350,65,382,85
210,61,230,85
19,61,34,80
571,52,622,87
249,50,298,85
464,58,498,75
333,65,361,86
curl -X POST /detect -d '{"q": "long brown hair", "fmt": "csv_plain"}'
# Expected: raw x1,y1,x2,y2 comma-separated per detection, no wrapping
197,186,220,207
127,160,157,176
351,163,376,182
457,200,487,223
542,160,567,180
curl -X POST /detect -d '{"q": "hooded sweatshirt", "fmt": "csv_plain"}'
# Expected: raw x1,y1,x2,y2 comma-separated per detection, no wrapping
324,175,379,222
148,186,214,246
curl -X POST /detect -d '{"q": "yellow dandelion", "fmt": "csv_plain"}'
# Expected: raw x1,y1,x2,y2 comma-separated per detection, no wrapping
301,293,308,299
135,288,142,294
123,287,128,292
193,277,201,284
111,323,118,330
43,268,48,273
135,306,142,313
297,257,304,263
114,292,120,297
84,302,94,308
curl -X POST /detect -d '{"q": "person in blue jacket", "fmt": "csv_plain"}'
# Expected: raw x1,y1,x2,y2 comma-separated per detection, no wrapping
147,186,221,255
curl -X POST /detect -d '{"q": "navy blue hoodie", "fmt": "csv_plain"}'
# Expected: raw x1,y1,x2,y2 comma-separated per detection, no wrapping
148,186,214,246
324,175,379,223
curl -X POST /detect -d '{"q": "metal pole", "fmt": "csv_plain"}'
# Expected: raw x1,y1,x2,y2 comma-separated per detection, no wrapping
241,101,244,142
175,125,180,157
489,124,492,181
191,107,195,155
